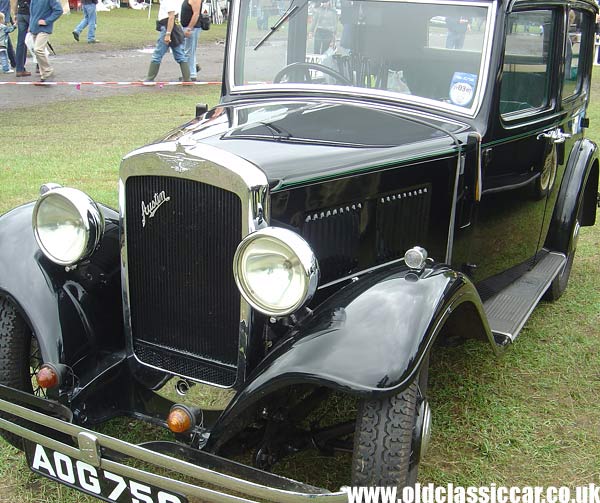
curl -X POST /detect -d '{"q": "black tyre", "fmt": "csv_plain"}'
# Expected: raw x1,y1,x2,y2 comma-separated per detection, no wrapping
544,197,584,301
351,359,430,489
0,296,43,450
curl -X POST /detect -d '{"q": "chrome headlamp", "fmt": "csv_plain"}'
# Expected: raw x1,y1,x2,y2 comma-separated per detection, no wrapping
32,186,105,266
233,227,319,317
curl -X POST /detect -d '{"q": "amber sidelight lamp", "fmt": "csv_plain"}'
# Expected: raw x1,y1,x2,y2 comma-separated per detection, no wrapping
36,364,61,389
166,405,195,433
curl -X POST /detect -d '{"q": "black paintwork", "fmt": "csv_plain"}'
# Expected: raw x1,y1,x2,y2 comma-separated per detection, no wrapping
131,0,598,415
0,203,123,375
165,100,468,189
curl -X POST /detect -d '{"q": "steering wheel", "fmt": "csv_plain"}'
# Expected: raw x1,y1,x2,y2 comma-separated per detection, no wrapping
274,62,353,85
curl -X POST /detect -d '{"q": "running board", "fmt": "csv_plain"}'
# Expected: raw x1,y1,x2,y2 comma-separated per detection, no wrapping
483,251,566,345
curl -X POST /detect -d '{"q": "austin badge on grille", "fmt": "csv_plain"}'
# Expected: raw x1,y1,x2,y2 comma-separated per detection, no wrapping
141,191,171,227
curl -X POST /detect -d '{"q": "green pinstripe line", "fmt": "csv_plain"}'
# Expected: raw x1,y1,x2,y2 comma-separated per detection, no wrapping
276,147,459,189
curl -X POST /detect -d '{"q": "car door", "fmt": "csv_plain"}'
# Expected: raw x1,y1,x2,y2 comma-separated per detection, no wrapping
468,7,564,287
539,5,595,243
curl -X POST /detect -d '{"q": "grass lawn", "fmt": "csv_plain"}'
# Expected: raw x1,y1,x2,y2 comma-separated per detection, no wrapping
0,76,598,501
0,86,220,213
41,7,227,54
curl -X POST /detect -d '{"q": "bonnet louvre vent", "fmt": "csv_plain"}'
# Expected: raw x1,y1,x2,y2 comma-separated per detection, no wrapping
302,203,363,284
376,185,431,263
300,184,432,283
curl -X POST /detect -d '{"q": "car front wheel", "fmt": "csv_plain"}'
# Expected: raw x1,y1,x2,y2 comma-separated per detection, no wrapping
0,296,44,450
351,359,431,490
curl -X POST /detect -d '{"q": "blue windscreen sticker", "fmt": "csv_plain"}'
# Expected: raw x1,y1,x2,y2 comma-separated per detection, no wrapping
449,72,478,107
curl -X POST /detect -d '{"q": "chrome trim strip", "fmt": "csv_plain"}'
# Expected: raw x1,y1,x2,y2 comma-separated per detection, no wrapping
0,397,348,503
227,0,497,118
119,141,270,389
473,132,483,202
445,154,462,264
499,111,565,133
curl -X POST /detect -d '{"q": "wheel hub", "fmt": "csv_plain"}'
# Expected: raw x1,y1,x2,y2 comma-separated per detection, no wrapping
419,400,432,459
572,219,581,250
412,398,432,465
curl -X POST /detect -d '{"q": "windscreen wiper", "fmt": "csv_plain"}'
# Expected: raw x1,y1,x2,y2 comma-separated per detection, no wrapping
254,0,308,50
261,121,292,140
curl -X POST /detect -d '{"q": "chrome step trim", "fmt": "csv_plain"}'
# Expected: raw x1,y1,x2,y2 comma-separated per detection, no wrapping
484,251,566,342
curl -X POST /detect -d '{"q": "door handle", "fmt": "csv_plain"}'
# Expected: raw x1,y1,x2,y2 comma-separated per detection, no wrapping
537,129,572,144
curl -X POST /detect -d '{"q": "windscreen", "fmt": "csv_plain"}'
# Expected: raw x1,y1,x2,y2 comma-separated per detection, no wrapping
231,0,491,111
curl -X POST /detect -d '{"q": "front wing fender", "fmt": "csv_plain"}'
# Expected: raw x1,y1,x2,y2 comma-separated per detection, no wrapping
210,263,495,444
0,202,122,367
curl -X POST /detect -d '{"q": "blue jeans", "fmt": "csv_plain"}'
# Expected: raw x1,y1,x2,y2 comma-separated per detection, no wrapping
445,30,466,49
183,27,201,78
151,26,187,64
3,31,15,67
74,3,97,42
0,48,9,72
16,13,29,72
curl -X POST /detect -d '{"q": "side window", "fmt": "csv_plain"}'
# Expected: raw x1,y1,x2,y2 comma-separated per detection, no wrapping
500,10,555,117
563,9,590,100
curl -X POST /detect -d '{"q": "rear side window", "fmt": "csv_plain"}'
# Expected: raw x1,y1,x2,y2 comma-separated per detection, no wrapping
500,10,555,117
562,9,591,100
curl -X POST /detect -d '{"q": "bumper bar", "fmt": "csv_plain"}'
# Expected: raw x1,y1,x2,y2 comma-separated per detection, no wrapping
0,386,348,503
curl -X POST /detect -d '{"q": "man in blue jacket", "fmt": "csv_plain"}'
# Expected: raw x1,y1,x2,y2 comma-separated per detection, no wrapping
29,0,61,81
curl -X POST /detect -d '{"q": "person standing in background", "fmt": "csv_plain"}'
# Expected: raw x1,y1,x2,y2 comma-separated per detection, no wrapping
0,12,15,73
29,0,61,81
72,0,98,43
0,0,15,68
339,0,358,50
445,14,470,49
181,0,201,81
256,0,273,30
142,0,189,82
10,0,31,76
310,0,337,54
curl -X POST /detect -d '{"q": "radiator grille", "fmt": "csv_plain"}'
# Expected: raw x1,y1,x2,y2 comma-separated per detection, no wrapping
125,176,242,381
134,342,237,387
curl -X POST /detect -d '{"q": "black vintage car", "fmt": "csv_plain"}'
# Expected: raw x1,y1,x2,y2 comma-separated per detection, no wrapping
0,0,598,500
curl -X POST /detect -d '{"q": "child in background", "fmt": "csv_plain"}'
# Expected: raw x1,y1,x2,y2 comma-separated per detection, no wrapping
0,12,16,73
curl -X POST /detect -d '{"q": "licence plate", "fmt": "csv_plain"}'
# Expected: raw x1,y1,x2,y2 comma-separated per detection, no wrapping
26,443,188,503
